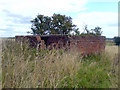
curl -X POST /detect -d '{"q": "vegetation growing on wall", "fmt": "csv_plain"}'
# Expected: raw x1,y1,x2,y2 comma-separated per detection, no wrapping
80,25,102,36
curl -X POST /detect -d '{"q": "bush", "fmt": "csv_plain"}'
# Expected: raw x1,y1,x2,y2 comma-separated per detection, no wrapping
113,36,120,45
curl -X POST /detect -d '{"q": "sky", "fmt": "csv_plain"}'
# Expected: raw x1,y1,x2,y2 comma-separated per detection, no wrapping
0,0,119,38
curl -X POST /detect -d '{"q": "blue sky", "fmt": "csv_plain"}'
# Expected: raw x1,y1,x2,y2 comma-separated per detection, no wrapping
0,0,119,38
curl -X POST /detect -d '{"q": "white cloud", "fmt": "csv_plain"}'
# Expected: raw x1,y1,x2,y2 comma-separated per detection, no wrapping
73,12,118,37
103,26,118,38
0,30,6,37
0,0,88,37
0,0,87,16
0,0,118,38
88,0,119,2
73,12,117,26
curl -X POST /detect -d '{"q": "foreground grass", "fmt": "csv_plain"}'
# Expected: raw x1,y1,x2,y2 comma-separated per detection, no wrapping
0,38,2,89
2,39,118,88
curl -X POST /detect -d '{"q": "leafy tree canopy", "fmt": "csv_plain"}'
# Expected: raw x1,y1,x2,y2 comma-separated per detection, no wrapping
30,13,78,35
91,26,102,35
29,14,103,36
31,15,51,35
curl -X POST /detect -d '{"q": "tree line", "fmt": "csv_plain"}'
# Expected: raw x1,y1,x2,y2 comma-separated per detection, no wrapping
28,13,103,36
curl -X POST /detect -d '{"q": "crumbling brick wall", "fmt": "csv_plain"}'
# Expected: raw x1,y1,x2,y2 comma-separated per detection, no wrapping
15,35,45,49
15,35,106,55
45,35,69,49
69,36,105,55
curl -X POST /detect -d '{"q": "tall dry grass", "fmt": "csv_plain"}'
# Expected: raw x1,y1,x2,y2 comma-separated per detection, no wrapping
2,39,118,88
105,45,118,87
0,38,2,89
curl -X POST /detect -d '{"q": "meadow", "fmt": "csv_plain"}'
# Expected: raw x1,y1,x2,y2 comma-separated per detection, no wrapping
1,38,118,88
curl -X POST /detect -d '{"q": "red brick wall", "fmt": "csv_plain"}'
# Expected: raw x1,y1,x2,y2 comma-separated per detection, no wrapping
15,35,106,55
45,35,69,49
69,36,105,55
15,35,43,48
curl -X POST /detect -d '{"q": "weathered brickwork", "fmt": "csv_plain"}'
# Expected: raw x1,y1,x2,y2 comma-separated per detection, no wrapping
15,35,42,49
15,35,106,55
69,36,105,55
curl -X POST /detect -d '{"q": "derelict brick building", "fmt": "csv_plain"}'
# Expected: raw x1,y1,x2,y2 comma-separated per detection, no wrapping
15,35,105,55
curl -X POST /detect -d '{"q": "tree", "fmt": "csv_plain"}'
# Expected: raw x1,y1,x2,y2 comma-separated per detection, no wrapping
51,13,78,35
92,26,102,35
30,13,79,35
83,25,90,34
74,29,80,35
114,36,120,45
81,25,102,36
31,14,51,35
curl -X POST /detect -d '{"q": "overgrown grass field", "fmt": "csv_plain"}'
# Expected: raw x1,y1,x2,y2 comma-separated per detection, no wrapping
2,39,118,88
